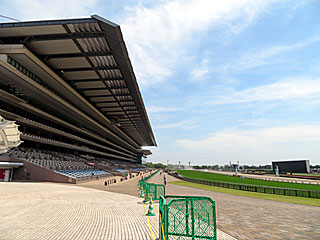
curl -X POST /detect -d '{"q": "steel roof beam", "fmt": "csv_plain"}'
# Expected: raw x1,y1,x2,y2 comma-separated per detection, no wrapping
89,100,131,103
69,77,124,82
96,105,123,109
40,51,113,60
100,109,124,112
1,32,106,43
58,66,119,71
87,94,131,98
74,85,129,90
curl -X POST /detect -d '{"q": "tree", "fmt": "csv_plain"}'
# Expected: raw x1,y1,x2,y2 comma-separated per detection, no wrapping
154,163,166,169
146,162,154,168
145,162,166,169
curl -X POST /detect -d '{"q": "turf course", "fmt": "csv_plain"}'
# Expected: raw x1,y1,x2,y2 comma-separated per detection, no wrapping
169,181,320,207
177,170,320,191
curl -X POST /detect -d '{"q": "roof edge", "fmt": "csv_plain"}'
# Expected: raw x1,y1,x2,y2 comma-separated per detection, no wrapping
91,14,119,28
0,17,95,28
96,20,157,146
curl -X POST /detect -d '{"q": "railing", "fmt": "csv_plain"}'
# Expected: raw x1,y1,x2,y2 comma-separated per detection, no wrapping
139,169,164,201
145,183,166,201
242,174,320,185
160,195,217,240
170,173,320,199
139,170,217,240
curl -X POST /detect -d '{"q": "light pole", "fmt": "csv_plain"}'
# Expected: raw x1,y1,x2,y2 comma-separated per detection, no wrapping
167,159,169,169
275,165,279,177
236,161,239,176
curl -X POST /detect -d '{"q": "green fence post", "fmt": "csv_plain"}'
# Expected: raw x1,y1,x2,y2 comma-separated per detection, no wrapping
165,204,169,240
191,199,195,240
213,200,217,239
186,199,189,235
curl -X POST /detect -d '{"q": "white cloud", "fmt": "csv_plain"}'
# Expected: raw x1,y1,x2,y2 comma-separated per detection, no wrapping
177,125,320,150
175,124,320,164
121,0,276,87
148,106,181,113
156,122,187,129
191,59,209,80
191,68,208,80
206,77,320,105
155,119,199,130
7,0,97,20
223,38,320,72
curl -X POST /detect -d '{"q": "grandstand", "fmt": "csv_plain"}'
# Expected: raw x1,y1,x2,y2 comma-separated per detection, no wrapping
0,15,156,183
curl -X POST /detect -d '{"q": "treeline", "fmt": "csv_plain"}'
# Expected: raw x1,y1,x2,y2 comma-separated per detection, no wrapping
193,165,219,170
193,164,272,170
145,162,166,169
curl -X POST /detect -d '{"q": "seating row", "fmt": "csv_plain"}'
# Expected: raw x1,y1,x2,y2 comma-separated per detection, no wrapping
55,169,110,178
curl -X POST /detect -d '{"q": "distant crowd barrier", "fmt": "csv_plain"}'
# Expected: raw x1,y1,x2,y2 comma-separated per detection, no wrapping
216,171,319,185
242,174,319,185
169,173,320,199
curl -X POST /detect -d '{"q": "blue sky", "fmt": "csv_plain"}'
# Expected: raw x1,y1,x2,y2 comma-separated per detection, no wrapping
1,0,320,165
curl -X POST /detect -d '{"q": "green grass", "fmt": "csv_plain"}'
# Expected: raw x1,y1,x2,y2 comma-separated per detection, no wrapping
290,173,320,177
177,170,320,191
169,181,320,207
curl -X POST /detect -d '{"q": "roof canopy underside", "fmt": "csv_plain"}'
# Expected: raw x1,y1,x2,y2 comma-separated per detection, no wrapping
0,15,156,147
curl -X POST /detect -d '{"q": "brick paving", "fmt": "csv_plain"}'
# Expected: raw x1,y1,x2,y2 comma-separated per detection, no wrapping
149,172,320,240
78,172,148,197
2,171,317,240
81,171,236,239
0,182,158,240
0,175,234,240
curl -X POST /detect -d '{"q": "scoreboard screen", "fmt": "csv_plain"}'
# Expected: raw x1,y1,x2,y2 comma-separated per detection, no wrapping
272,160,310,173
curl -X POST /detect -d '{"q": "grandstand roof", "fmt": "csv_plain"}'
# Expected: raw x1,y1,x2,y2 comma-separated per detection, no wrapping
137,149,152,156
0,15,156,147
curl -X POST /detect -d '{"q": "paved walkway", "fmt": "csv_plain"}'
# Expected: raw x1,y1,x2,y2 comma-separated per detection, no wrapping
0,176,234,240
0,182,158,240
77,172,146,196
81,171,236,239
2,171,318,239
149,172,320,240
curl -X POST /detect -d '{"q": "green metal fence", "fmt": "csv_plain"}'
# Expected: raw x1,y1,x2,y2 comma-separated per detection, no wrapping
139,169,165,202
139,179,146,189
145,183,166,201
160,195,217,240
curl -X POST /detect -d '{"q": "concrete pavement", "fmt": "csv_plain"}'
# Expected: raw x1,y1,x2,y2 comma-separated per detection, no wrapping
0,174,235,240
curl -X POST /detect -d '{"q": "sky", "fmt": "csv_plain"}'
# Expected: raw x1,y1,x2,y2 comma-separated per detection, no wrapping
1,0,320,166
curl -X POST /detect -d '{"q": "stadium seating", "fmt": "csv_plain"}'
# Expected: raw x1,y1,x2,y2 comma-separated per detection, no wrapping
6,147,146,181
114,168,129,173
8,148,92,171
55,169,110,178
